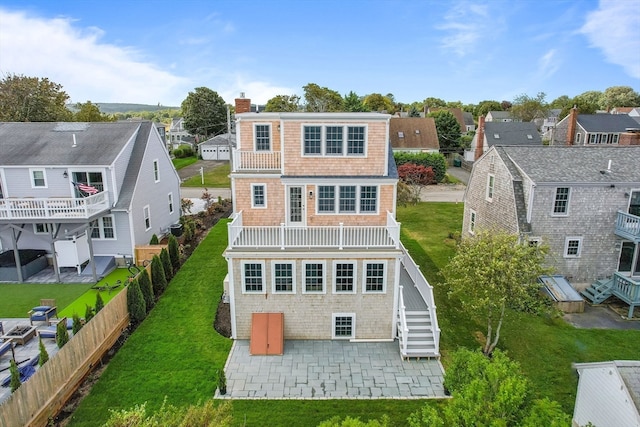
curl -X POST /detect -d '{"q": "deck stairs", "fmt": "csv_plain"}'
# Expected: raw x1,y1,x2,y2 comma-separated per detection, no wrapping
81,256,116,277
580,278,614,304
397,309,437,359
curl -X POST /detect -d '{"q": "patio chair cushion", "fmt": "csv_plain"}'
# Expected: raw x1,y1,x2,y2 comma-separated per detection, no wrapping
32,306,52,312
0,340,13,357
37,326,57,339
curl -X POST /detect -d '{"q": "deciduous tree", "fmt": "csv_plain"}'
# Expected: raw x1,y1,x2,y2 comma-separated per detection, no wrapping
303,83,344,112
264,94,300,112
427,110,461,153
363,93,395,114
475,100,502,118
180,87,227,139
422,97,446,109
601,85,640,110
510,92,548,122
0,73,72,122
443,231,549,355
74,101,113,121
397,163,435,203
343,91,369,112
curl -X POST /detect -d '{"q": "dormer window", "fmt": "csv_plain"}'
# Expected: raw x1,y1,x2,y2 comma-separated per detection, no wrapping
398,131,404,138
494,134,500,139
527,134,533,140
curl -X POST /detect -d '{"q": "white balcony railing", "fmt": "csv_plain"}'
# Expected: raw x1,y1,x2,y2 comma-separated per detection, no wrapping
233,150,281,172
227,211,400,249
615,211,640,240
0,192,110,220
400,242,441,355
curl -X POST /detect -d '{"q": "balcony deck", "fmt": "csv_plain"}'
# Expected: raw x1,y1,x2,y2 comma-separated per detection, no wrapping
0,193,109,222
227,211,400,250
615,211,640,242
232,150,281,172
611,272,640,317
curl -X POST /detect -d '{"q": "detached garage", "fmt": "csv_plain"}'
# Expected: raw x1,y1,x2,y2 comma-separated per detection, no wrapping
198,133,235,161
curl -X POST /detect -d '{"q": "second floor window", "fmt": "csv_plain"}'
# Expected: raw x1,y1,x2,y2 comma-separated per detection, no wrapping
553,187,570,215
303,125,366,156
153,160,160,182
486,174,495,201
317,185,378,214
31,169,46,188
143,205,151,230
252,184,266,208
255,124,271,151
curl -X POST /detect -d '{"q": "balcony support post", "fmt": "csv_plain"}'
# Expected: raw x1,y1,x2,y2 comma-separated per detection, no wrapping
339,222,344,250
280,223,285,250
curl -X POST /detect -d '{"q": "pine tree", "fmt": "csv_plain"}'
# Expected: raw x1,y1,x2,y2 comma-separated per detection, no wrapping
72,313,83,334
95,292,104,313
151,254,167,296
38,338,49,366
160,248,172,281
9,359,21,392
85,304,94,323
150,234,159,245
138,269,154,312
56,320,69,348
168,234,180,272
126,279,146,324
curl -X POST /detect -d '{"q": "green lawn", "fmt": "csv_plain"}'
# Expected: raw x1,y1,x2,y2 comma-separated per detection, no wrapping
0,269,133,318
181,163,230,188
171,156,198,170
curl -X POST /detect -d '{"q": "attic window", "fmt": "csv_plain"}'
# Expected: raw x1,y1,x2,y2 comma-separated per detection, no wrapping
398,131,404,138
527,134,533,139
494,134,500,139
415,129,420,134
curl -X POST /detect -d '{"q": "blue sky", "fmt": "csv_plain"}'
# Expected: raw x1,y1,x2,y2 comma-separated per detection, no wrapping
0,0,638,107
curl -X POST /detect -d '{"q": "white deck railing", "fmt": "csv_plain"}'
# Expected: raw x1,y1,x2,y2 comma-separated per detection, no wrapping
0,192,109,220
233,150,281,172
400,242,440,355
227,211,400,249
615,211,640,239
398,286,409,356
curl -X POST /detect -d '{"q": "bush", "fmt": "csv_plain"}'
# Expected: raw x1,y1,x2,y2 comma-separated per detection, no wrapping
217,369,227,395
104,399,233,427
172,144,194,158
149,234,159,245
160,248,172,281
168,234,180,272
9,359,21,392
126,279,146,325
138,269,154,312
394,152,447,182
95,292,105,313
56,320,69,348
151,255,168,296
72,312,83,334
38,337,49,366
85,304,95,323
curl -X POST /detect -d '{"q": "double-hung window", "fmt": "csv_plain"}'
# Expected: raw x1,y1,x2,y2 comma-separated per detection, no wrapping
243,262,264,293
30,169,47,188
364,262,385,293
252,184,266,208
486,174,495,201
33,223,54,235
168,193,174,214
564,237,582,258
553,187,570,215
317,185,378,214
153,160,160,182
303,261,325,293
90,215,115,239
143,206,151,230
334,262,356,293
272,262,294,293
255,124,271,151
302,125,366,156
469,209,476,234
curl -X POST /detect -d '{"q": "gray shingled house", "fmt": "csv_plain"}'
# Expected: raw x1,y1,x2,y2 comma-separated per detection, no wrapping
463,145,640,317
0,121,181,282
553,109,640,146
464,117,542,161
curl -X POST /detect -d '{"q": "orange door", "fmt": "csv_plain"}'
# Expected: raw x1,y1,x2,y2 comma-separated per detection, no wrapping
249,313,284,355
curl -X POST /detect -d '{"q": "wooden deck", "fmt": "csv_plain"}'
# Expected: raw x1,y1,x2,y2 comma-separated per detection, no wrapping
400,265,427,311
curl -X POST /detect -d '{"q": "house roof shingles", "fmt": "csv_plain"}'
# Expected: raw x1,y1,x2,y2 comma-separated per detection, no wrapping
497,145,640,184
484,122,541,147
577,114,639,132
389,117,439,151
0,122,142,166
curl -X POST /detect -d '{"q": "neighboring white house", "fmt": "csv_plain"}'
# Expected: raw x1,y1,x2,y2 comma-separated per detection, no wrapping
573,360,640,427
168,118,196,151
0,121,181,282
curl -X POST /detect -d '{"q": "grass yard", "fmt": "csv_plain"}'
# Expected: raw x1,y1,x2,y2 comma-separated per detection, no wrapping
171,156,198,170
58,268,133,318
181,162,230,188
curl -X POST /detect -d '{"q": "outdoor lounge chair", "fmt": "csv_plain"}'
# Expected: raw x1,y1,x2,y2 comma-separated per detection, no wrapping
0,340,15,360
1,355,39,387
37,317,71,340
28,300,57,326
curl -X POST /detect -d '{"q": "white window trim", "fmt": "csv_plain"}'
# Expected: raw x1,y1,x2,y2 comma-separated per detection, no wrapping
168,192,174,214
300,124,368,158
551,187,571,216
153,159,160,183
271,261,296,294
91,215,116,240
486,174,495,201
143,205,151,231
254,123,272,152
333,261,357,294
241,261,266,294
30,168,47,188
564,237,583,258
469,209,476,234
332,313,355,340
33,223,54,235
362,261,387,294
316,184,379,215
251,183,267,209
302,260,326,294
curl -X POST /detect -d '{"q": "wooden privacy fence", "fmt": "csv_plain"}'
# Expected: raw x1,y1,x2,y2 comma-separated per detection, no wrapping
0,290,129,427
135,244,167,265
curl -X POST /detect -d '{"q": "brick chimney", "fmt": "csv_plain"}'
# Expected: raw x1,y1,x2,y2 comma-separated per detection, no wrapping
619,128,640,145
475,115,485,160
235,92,251,114
566,106,578,145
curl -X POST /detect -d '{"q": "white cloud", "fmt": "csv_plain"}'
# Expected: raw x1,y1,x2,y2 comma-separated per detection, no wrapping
580,0,640,79
221,77,297,106
538,49,559,78
437,2,498,57
0,9,192,105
